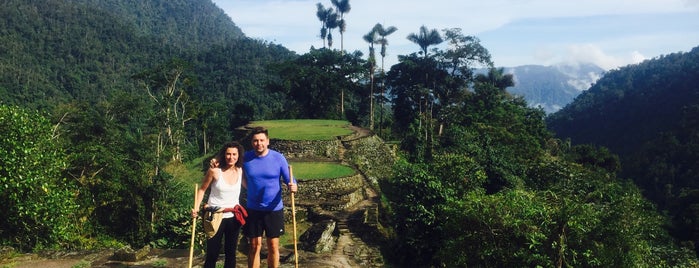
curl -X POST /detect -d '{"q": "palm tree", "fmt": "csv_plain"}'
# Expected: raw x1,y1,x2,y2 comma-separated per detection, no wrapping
475,67,514,91
407,25,443,58
330,0,351,55
363,25,380,129
374,23,397,136
376,23,398,73
325,11,339,48
315,3,332,48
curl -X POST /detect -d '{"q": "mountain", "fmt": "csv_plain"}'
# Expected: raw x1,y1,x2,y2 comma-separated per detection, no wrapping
546,48,698,156
546,46,699,252
0,0,294,111
499,63,605,114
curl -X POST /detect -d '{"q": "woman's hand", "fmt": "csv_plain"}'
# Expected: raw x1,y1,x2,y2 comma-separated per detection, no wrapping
191,209,199,218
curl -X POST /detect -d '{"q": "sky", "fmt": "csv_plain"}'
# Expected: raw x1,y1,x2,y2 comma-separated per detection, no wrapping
211,0,699,70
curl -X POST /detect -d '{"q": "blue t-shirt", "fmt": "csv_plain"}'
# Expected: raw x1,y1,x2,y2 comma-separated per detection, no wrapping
243,149,295,211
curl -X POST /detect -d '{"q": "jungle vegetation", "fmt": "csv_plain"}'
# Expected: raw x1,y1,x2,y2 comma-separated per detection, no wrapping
1,0,697,266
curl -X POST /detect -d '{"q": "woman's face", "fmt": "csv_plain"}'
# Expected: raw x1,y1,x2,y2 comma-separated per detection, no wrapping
224,147,239,167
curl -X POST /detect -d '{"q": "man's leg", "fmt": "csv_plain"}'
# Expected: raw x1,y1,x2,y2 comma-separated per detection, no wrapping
248,236,263,268
266,237,280,268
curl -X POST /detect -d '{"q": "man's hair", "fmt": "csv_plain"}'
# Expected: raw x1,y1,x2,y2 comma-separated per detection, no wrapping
250,126,268,138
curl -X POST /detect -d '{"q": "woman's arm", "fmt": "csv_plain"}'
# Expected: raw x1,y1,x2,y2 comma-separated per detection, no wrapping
192,168,215,217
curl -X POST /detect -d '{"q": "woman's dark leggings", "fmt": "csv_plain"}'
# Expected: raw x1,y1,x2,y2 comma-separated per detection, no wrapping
204,217,242,268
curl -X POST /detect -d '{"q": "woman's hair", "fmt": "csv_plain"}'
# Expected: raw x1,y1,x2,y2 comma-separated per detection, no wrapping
216,141,244,168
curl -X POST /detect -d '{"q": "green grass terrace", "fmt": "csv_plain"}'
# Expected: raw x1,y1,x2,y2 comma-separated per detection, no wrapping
289,162,356,180
248,119,353,140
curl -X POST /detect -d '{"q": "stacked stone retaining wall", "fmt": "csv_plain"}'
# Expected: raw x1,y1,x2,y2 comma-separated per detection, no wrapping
284,173,366,211
269,139,342,161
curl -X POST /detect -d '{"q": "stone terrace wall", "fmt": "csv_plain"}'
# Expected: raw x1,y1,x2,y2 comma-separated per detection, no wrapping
270,128,397,213
270,139,342,161
342,135,397,187
289,174,366,211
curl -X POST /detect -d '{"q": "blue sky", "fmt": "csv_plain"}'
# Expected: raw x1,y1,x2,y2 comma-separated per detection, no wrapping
212,0,699,70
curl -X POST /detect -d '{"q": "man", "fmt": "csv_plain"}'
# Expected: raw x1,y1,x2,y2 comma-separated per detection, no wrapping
243,126,298,268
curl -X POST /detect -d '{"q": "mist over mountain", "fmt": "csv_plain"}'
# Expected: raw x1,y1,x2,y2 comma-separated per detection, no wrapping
494,63,605,113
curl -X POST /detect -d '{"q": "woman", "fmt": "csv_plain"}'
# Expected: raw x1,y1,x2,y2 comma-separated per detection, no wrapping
192,141,246,268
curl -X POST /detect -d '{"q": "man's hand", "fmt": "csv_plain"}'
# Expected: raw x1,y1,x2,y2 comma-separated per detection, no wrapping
209,158,219,168
288,182,298,193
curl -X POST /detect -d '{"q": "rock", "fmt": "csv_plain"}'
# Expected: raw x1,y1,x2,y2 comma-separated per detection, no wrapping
300,220,337,253
111,245,151,262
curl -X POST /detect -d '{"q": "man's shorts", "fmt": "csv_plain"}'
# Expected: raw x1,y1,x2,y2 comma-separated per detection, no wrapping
243,209,285,238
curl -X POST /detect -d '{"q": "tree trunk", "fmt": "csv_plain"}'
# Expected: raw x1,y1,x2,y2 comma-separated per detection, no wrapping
370,66,375,130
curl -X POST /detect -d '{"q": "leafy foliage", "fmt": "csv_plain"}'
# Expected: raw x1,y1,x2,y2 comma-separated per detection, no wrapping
381,41,696,266
268,48,369,123
1,1,696,266
0,105,81,250
547,46,699,255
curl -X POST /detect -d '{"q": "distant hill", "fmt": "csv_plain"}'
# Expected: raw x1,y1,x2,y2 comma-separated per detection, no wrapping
0,0,294,111
546,46,699,252
546,48,698,156
483,63,604,114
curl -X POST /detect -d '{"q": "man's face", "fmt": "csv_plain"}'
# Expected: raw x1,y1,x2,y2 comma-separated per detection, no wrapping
251,133,269,155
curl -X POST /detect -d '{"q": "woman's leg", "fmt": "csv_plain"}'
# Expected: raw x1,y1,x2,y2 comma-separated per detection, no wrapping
222,218,241,268
204,222,224,268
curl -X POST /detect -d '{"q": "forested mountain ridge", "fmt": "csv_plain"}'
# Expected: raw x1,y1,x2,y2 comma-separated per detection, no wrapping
502,63,605,114
2,0,699,266
75,0,245,49
1,0,297,251
547,46,698,155
547,45,699,253
0,0,292,112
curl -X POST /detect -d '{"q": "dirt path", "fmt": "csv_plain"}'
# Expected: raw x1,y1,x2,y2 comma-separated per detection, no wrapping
4,191,384,268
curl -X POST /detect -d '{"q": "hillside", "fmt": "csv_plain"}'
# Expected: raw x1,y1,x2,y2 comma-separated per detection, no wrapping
546,45,699,253
0,0,294,112
2,0,698,265
547,47,699,156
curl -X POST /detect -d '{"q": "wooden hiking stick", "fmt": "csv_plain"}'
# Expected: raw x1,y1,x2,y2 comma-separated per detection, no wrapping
289,165,299,268
188,183,198,268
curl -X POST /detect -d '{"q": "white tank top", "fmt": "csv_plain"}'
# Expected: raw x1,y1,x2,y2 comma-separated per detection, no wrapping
207,167,242,218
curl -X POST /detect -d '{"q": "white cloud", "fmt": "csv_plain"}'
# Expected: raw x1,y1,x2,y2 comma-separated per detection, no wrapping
212,0,699,70
562,44,645,70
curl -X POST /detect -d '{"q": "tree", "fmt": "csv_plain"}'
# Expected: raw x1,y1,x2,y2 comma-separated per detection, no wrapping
133,58,196,164
325,9,340,47
330,0,351,54
363,25,380,129
475,67,515,92
315,3,332,48
437,28,493,78
268,48,367,122
407,25,443,58
376,24,398,73
387,54,446,137
374,23,397,136
0,105,81,250
56,96,156,246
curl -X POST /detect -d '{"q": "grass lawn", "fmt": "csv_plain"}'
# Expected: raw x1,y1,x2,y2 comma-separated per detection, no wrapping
249,119,353,140
174,158,355,185
166,155,209,185
289,162,356,180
